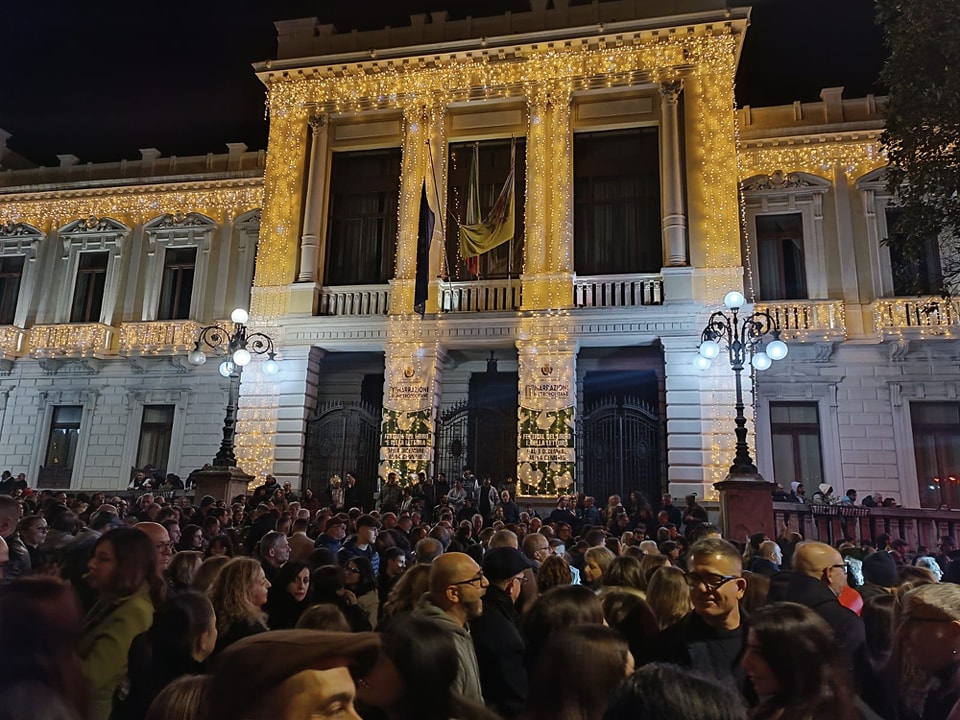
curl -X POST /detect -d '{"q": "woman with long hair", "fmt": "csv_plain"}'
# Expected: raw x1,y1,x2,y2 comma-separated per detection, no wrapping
645,565,692,630
204,534,234,558
264,560,311,629
113,591,216,720
522,585,605,671
310,565,373,632
604,663,747,720
166,551,203,594
380,563,431,622
582,546,616,590
521,625,633,720
741,602,860,720
600,555,646,595
176,525,204,553
343,555,380,629
80,527,164,720
206,557,269,654
536,555,573,594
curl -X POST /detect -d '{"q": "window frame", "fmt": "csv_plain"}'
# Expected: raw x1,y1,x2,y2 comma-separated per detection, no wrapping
0,222,42,328
56,217,128,325
768,401,825,488
135,404,176,473
142,213,214,322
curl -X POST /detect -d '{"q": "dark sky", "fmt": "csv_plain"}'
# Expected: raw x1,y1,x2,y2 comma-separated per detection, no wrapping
0,0,885,166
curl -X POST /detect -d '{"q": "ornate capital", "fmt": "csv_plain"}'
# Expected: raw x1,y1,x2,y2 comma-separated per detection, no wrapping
659,79,683,104
308,113,328,134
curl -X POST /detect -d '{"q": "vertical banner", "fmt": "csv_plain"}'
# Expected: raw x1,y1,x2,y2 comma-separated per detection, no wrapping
517,329,576,495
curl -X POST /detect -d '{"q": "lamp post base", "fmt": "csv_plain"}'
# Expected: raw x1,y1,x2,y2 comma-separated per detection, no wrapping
192,464,254,504
714,473,775,543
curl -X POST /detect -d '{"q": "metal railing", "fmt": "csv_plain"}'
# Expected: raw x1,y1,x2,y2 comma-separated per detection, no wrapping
573,273,663,308
755,300,846,339
439,278,521,312
318,285,391,316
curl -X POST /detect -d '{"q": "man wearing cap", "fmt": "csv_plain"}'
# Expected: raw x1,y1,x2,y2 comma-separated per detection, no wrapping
315,516,347,554
207,630,379,720
339,514,381,577
471,547,531,719
412,552,486,701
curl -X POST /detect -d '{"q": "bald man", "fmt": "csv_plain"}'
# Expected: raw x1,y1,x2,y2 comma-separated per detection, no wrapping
134,521,174,573
769,541,868,688
0,535,8,581
411,552,486,702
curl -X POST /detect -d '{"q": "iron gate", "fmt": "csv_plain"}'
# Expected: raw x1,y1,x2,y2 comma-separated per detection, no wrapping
435,400,517,484
303,401,380,509
578,396,664,504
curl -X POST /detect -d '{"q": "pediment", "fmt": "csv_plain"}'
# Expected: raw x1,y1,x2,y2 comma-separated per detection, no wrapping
855,166,888,190
60,216,129,235
0,221,41,238
742,170,832,194
144,212,216,231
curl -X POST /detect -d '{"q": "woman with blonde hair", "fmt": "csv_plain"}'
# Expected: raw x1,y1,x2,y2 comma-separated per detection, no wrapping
583,546,616,590
645,565,692,631
381,563,431,621
166,551,203,593
145,675,209,720
191,555,229,593
206,557,269,654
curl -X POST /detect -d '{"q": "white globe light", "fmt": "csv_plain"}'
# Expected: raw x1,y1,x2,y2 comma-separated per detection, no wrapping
699,340,721,359
767,339,789,361
230,308,249,324
751,352,772,371
218,360,235,377
232,348,252,367
724,291,746,310
187,348,206,366
692,355,712,371
262,358,279,376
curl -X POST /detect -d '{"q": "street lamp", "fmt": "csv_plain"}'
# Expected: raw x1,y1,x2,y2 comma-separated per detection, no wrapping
693,290,788,478
187,308,279,467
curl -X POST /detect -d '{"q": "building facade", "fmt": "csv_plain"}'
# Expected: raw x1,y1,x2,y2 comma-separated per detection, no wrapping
0,0,956,505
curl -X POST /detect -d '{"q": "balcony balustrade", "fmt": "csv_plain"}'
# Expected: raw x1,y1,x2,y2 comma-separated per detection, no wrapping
118,320,204,356
318,285,391,316
439,278,522,313
873,296,960,337
29,323,114,358
573,273,663,308
755,300,846,340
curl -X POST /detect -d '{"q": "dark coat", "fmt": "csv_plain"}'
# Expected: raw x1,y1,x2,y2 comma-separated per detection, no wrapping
471,586,526,719
768,571,869,689
112,631,205,720
746,557,780,577
650,610,746,685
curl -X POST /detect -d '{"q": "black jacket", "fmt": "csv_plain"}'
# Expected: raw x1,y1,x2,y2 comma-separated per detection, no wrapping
768,571,869,689
471,585,527,719
746,557,780,577
651,610,746,685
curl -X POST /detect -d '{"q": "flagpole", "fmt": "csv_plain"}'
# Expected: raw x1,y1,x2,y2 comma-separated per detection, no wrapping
425,138,453,283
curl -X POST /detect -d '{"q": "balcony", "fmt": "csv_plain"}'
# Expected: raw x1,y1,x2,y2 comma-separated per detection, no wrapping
118,320,204,356
755,300,846,340
318,285,390,316
440,278,522,313
29,323,114,358
873,296,960,337
573,273,663,308
0,326,27,359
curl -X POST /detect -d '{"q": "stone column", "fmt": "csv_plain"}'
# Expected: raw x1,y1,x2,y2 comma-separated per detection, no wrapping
659,79,688,267
298,114,329,283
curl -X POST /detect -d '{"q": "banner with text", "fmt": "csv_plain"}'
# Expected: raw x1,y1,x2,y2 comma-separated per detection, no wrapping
380,358,436,482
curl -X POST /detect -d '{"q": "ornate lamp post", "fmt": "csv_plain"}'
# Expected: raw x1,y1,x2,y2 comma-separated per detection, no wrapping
187,308,279,468
694,290,788,480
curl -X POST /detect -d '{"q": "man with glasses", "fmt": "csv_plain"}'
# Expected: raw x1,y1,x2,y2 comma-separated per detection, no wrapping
134,521,175,574
0,495,30,582
768,540,868,689
412,551,486,701
654,538,746,683
471,546,533,719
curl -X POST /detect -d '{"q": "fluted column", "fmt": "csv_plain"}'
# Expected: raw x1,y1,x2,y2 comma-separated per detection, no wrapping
297,114,329,283
660,79,688,266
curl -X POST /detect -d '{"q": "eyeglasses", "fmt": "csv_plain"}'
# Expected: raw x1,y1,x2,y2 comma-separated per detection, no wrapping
511,574,528,585
685,572,740,592
155,542,175,553
451,572,487,587
827,563,847,572
344,566,360,573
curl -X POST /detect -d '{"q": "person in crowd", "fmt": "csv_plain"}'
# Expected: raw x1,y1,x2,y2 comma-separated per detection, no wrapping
191,556,229,594
80,527,164,720
682,494,709,538
205,534,234,558
295,604,352,632
860,550,899,600
133,522,174,579
600,555,646,596
471,547,531,719
310,565,373,632
787,482,806,503
582,546,616,590
888,583,960,720
205,630,379,720
741,602,862,720
652,538,746,683
500,490,521,525
17,515,49,570
258,560,305,626
113,591,216,720
645,565,692,630
379,546,408,608
176,525,204,553
206,557,269,654
381,563,432,622
536,554,573,594
143,675,207,720
411,552,486,702
339,515,381,576
166,551,203,594
522,585,605,671
343,555,380,629
812,483,840,505
746,540,782,577
768,541,868,688
521,625,633,720
916,555,944,582
0,495,31,581
0,576,88,719
603,663,748,720
258,530,290,584
861,593,898,676
287,517,314,562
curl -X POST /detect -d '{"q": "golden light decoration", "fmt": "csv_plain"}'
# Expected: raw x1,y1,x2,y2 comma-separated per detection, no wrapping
29,323,112,358
873,297,960,339
118,320,203,356
739,138,886,182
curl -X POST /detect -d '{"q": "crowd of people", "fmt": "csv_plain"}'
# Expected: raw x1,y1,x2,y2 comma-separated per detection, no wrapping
1,471,960,720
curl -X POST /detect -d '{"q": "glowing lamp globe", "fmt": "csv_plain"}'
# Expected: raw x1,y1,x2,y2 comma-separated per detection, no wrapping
230,308,249,324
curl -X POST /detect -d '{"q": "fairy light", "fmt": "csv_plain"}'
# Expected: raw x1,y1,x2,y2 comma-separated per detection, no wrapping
740,138,885,182
118,320,203,355
873,297,960,339
29,324,111,358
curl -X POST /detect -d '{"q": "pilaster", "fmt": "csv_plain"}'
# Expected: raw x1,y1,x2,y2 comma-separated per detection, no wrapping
659,78,688,267
297,113,329,284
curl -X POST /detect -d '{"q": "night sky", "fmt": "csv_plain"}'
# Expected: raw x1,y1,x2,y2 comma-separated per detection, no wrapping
0,0,885,166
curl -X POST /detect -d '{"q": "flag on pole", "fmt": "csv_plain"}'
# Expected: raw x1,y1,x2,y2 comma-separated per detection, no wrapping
459,139,515,277
414,179,435,316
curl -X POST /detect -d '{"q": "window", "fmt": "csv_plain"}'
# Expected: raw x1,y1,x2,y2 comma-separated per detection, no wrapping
884,208,943,296
40,406,82,488
756,214,807,300
770,402,823,487
324,148,401,286
574,128,661,275
446,139,526,279
158,247,196,320
136,405,175,472
912,403,960,509
71,252,109,323
0,255,24,325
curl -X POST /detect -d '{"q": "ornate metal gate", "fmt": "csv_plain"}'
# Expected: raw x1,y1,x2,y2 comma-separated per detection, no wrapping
435,400,517,484
578,396,664,504
303,401,380,509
